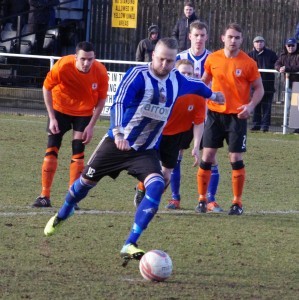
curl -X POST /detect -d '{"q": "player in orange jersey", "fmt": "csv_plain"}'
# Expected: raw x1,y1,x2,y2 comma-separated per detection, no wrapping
134,59,206,209
32,41,109,209
196,23,264,215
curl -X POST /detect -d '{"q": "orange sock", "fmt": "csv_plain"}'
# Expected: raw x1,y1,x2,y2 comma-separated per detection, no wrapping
232,168,245,206
197,167,211,202
41,147,58,198
137,181,145,191
69,153,84,187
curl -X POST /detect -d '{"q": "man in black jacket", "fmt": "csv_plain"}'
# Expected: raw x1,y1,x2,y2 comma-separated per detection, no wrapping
248,36,278,132
171,1,199,52
136,25,160,62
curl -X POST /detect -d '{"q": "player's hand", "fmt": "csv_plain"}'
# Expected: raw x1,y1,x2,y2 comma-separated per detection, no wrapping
237,103,254,119
213,92,225,105
192,148,200,167
82,126,94,144
49,118,60,134
115,134,131,151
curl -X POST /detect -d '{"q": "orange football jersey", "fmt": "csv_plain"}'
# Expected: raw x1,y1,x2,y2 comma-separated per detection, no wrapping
43,55,109,116
204,49,261,114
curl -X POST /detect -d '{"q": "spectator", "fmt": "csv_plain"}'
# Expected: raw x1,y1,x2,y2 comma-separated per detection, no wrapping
27,0,60,54
275,37,299,133
248,36,278,132
136,24,160,62
171,1,199,52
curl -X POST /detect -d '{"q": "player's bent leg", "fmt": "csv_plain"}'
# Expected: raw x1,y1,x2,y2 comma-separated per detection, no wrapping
44,176,97,236
121,173,165,263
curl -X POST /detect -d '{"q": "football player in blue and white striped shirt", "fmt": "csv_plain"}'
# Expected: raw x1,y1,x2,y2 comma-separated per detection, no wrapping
174,20,222,213
44,37,224,266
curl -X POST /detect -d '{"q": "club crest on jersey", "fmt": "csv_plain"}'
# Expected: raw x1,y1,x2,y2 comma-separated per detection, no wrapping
235,69,242,77
159,87,166,103
92,83,98,90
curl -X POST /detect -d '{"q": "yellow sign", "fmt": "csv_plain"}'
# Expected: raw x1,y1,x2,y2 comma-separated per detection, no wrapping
112,0,138,28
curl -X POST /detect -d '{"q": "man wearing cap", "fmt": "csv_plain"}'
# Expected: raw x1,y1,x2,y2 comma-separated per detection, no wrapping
275,37,299,133
136,25,160,62
248,36,278,132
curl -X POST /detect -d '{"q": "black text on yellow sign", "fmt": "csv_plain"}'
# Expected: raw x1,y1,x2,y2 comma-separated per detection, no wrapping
112,0,138,28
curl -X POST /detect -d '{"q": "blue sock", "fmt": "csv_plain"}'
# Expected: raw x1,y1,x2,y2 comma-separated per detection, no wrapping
58,177,96,220
170,159,181,200
207,165,220,202
125,175,165,245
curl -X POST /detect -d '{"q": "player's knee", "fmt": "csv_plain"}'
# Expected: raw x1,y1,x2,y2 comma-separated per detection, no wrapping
70,176,96,200
200,160,212,170
47,134,63,149
72,139,85,155
144,174,165,205
231,160,245,170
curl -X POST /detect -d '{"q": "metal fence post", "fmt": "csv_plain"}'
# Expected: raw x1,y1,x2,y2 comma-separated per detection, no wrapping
283,73,290,135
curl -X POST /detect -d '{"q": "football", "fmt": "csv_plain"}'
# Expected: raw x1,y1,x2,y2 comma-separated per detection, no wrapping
139,250,173,282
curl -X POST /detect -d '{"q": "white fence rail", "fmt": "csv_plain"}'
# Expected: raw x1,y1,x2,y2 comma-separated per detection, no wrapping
0,52,296,134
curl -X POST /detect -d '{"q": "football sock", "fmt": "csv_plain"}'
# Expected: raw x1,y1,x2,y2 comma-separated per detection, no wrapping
58,176,96,220
207,164,220,202
69,154,84,187
137,181,145,192
125,175,165,245
41,146,59,198
231,161,245,206
170,158,182,200
197,160,212,202
69,139,85,187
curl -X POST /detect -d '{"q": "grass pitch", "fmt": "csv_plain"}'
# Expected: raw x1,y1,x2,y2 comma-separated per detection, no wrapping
0,114,298,300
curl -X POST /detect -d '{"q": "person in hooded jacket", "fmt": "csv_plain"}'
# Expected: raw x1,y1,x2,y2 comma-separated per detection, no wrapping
171,1,199,52
136,24,160,62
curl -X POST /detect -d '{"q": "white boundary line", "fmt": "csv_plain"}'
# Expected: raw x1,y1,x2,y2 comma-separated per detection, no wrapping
0,209,298,217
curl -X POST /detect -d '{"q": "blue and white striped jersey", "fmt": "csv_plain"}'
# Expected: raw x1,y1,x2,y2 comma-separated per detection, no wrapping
176,48,211,78
108,63,213,151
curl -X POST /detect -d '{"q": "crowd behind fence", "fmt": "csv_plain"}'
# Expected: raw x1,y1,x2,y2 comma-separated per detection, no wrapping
0,52,297,134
